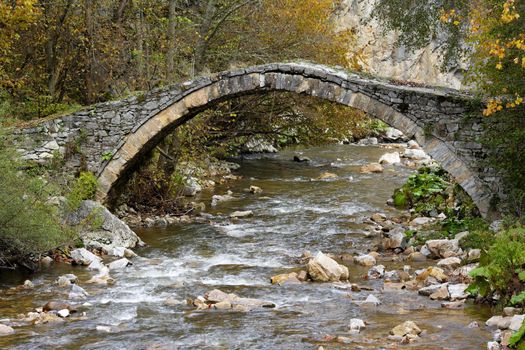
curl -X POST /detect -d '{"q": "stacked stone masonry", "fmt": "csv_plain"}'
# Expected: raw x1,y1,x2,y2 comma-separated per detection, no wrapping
12,62,494,216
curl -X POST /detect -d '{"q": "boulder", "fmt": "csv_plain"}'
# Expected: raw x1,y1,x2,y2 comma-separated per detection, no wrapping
70,249,101,266
69,284,89,300
403,149,429,160
270,272,300,285
349,318,366,332
363,294,381,306
66,200,144,252
108,258,132,270
390,321,422,337
360,163,384,174
306,252,349,282
381,230,405,250
379,152,401,165
384,127,405,141
293,155,310,163
407,140,421,149
57,309,70,318
249,186,263,194
371,213,387,223
358,137,378,145
408,252,427,262
354,254,376,267
0,324,14,336
211,191,234,206
203,289,275,311
509,315,525,331
43,301,76,312
418,283,448,297
486,316,513,329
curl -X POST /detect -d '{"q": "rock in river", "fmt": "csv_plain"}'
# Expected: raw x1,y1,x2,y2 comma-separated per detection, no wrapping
66,200,144,252
0,324,14,336
197,289,276,311
306,252,349,282
390,321,422,337
354,254,377,267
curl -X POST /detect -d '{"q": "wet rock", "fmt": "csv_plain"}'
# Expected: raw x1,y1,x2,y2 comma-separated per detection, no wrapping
379,152,401,165
371,213,387,223
448,284,469,300
86,268,115,285
109,258,132,270
57,309,70,318
70,248,101,266
249,186,263,194
230,210,254,219
56,274,78,287
368,265,385,279
306,251,349,282
349,318,366,333
430,285,450,300
164,297,183,306
0,324,14,336
271,272,300,285
362,294,381,306
96,325,112,333
69,284,89,300
211,191,234,206
43,301,77,313
297,270,308,282
293,155,310,163
416,267,448,284
317,172,338,180
66,200,144,251
468,321,480,328
354,254,376,267
384,270,400,282
360,163,384,174
201,289,275,311
22,280,34,289
437,257,462,270
390,321,422,337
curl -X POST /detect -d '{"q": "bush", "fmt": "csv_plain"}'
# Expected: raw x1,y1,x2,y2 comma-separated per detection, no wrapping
467,227,525,307
66,172,98,211
0,130,73,268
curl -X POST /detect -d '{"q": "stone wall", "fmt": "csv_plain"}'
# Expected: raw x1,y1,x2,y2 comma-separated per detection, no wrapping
13,62,493,216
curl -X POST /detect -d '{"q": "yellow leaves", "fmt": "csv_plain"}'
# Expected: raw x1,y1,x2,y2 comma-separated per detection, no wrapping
485,96,523,116
501,0,520,23
496,62,503,70
484,99,503,116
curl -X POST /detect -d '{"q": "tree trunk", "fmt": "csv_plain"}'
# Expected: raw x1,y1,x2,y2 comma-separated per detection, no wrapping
193,0,216,75
166,0,177,81
84,0,95,104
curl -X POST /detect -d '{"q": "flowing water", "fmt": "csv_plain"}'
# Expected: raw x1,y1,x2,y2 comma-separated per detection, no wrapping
0,144,492,349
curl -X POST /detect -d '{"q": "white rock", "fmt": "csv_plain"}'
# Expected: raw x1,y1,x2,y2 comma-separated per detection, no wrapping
108,247,126,257
384,127,404,141
410,217,433,226
403,149,429,160
70,248,102,266
423,239,461,258
108,258,132,270
349,318,366,332
96,325,112,333
486,316,512,329
306,251,349,282
43,140,60,150
57,309,70,318
509,315,525,331
407,140,421,149
88,259,105,271
448,284,469,300
211,193,234,206
358,137,378,145
487,341,502,350
0,324,14,335
69,284,89,300
354,254,377,267
230,210,254,218
418,283,449,296
368,265,385,279
363,294,381,306
379,152,401,165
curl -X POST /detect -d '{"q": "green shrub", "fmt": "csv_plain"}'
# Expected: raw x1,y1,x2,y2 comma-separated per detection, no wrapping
66,171,98,211
467,227,525,306
0,129,73,268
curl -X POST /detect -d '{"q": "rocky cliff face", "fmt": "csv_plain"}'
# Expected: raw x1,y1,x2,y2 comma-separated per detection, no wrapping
337,0,466,89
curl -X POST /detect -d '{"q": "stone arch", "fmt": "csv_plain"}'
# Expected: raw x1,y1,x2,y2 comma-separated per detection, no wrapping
95,63,491,216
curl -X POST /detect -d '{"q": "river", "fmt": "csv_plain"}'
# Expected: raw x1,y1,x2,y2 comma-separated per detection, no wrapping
0,143,492,349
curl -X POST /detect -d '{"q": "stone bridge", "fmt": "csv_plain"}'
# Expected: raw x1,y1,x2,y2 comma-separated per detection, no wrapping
13,62,494,216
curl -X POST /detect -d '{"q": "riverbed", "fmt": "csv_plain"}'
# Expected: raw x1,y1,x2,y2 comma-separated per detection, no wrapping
0,144,492,349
